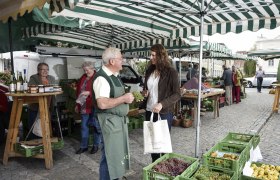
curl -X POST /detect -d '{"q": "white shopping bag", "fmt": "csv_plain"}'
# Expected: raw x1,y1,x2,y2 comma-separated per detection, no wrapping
143,112,172,154
32,112,43,137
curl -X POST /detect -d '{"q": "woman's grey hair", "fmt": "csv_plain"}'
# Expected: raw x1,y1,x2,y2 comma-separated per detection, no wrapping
102,47,121,64
37,62,49,72
81,61,94,69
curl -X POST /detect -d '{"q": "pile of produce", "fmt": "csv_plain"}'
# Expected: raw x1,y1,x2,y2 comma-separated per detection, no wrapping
250,163,280,180
152,158,190,177
191,166,231,180
132,91,144,102
129,91,144,109
210,151,239,160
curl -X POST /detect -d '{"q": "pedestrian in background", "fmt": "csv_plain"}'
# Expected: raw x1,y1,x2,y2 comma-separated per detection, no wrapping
142,44,181,162
75,61,101,154
93,47,134,180
255,66,265,93
232,65,242,103
222,65,233,105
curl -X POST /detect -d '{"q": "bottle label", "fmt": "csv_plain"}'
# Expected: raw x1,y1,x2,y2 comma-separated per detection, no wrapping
9,84,15,92
23,83,28,92
16,82,21,92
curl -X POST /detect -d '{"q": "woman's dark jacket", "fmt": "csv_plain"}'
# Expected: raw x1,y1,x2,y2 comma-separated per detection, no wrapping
144,66,181,114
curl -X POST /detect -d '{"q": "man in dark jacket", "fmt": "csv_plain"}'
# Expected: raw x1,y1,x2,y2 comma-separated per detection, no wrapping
222,65,233,105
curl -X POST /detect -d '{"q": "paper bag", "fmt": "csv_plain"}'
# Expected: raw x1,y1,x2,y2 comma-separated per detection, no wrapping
143,112,172,154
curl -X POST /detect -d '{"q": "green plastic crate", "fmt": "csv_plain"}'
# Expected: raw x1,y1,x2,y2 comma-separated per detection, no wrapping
203,142,248,173
240,162,280,180
176,165,238,180
143,153,199,180
14,139,64,157
221,132,260,149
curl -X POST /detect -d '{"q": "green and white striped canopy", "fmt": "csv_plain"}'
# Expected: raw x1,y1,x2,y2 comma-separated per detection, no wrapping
24,0,280,53
67,0,280,39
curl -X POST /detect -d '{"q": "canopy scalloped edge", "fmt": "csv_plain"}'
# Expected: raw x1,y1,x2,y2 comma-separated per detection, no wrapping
0,0,46,23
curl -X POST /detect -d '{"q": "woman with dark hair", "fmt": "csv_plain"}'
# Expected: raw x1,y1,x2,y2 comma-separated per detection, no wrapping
143,44,181,162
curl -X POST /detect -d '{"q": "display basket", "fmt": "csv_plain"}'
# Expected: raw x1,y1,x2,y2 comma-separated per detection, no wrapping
240,162,280,180
175,165,238,180
221,132,260,149
203,142,248,173
143,153,199,180
14,139,64,157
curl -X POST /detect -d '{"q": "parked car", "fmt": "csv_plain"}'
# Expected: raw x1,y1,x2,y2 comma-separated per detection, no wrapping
244,72,277,88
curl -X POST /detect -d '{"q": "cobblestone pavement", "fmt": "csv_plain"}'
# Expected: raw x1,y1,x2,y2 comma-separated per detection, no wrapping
0,88,278,180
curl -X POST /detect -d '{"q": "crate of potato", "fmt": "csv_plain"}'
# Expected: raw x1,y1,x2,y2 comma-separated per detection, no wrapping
221,132,260,149
203,142,249,173
175,165,238,180
143,153,199,180
241,162,280,180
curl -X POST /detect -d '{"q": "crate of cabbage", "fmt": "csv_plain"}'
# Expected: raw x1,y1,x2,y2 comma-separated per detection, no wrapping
220,132,260,149
175,165,238,180
143,153,199,180
241,162,280,180
203,142,249,174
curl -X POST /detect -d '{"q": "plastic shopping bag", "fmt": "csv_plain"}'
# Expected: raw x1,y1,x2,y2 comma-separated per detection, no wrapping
32,112,43,137
143,112,172,154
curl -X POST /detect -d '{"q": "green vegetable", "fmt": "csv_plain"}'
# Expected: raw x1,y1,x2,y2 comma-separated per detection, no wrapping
132,91,144,102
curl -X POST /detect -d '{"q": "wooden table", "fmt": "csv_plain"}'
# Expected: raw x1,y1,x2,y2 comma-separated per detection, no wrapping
3,91,62,169
272,84,280,113
181,89,225,127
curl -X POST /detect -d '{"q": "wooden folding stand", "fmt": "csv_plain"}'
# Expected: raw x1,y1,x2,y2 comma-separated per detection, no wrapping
3,92,62,169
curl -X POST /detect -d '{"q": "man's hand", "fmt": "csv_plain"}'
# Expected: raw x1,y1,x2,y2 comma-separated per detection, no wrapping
123,93,134,104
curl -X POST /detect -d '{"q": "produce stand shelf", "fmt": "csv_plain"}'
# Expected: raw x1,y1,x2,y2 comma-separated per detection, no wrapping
176,165,238,180
143,153,199,180
14,139,64,157
241,162,280,180
221,132,260,149
203,142,249,174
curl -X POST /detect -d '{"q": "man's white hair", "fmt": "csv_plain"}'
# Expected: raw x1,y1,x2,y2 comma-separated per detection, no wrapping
102,47,121,64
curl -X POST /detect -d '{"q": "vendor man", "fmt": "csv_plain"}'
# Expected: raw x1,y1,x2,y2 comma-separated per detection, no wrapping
92,47,134,180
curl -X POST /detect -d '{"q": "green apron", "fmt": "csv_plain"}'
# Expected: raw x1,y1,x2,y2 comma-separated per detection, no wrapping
97,75,130,179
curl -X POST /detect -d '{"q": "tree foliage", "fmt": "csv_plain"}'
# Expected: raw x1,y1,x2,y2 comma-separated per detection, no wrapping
244,60,256,77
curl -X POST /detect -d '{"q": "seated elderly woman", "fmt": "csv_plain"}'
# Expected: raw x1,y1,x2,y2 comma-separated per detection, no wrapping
181,71,207,109
182,71,206,90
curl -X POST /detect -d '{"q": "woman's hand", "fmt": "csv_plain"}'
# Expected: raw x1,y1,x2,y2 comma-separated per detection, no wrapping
81,91,90,96
141,90,149,97
75,105,79,113
153,103,162,113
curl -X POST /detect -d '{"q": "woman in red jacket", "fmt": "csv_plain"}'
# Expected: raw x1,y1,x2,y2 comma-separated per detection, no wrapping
75,61,101,154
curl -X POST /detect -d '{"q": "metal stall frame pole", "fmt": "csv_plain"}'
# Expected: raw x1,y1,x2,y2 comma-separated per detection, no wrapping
8,18,14,74
195,0,205,158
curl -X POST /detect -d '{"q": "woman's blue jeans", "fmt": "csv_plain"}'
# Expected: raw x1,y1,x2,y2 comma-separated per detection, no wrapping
80,112,101,149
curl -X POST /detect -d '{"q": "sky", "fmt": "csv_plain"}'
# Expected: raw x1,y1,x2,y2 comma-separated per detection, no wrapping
191,26,280,53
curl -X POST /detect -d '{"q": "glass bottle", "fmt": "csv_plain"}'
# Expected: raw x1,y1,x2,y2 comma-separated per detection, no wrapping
23,69,28,93
9,74,15,93
16,71,23,92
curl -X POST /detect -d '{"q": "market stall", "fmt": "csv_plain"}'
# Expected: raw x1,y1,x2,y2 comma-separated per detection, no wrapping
180,88,225,127
3,91,62,169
